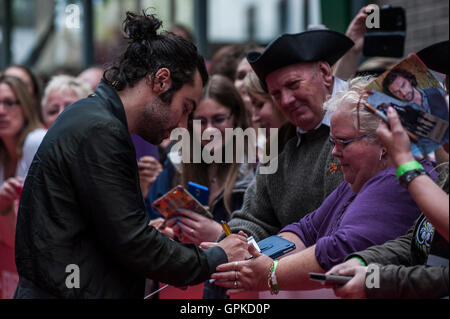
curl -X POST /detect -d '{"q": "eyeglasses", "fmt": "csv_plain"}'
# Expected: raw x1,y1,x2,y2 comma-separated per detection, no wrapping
329,134,369,149
189,114,233,128
0,99,20,110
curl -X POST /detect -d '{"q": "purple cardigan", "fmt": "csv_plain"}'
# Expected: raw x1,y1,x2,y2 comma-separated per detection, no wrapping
281,164,434,271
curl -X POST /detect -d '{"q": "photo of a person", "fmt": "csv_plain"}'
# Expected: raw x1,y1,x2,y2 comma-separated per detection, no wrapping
365,54,449,158
382,68,447,114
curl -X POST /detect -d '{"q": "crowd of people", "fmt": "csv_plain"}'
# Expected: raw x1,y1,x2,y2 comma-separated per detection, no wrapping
0,6,448,299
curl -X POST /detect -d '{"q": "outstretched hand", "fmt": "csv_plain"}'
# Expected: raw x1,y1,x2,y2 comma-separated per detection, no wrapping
211,243,272,295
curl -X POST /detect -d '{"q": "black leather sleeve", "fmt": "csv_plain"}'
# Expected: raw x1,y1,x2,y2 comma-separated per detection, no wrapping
71,122,227,286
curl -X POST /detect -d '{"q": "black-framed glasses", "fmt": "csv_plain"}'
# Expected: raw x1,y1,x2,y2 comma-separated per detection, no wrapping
0,99,20,110
189,113,233,128
329,134,369,149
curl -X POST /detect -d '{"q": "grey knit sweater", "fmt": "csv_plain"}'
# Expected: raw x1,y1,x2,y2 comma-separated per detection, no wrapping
221,124,344,241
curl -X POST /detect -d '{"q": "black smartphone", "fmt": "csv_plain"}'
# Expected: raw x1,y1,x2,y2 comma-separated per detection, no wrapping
363,5,406,57
309,272,353,286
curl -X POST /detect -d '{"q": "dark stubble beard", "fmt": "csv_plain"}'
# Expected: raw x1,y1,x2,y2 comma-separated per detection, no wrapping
136,97,174,145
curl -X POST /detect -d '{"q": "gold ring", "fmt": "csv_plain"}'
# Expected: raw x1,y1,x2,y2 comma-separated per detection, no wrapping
234,261,238,271
234,281,238,289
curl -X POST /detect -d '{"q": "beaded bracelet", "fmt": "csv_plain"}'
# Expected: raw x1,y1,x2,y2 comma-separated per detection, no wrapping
267,260,280,295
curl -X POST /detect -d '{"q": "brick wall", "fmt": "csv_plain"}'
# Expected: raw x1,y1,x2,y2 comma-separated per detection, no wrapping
374,0,449,55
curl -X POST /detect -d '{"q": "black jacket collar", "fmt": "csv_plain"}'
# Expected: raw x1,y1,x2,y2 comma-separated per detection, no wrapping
94,79,129,131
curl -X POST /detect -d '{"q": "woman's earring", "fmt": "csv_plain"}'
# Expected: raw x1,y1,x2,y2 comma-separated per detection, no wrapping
379,149,386,161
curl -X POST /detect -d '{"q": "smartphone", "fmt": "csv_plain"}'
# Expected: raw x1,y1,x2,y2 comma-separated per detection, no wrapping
152,185,213,220
363,6,406,57
187,182,210,206
309,273,353,286
257,235,296,259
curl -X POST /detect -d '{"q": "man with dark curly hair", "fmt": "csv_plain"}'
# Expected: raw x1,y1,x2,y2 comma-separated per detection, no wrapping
382,68,446,114
13,10,248,299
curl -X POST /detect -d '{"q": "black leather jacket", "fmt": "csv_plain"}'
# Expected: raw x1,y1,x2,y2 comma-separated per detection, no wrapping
14,80,227,298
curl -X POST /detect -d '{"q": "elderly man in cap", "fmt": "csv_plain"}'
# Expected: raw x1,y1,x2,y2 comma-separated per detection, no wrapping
217,29,354,240
202,29,354,298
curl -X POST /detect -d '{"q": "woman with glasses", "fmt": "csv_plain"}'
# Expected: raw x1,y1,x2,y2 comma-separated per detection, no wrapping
148,75,255,244
3,65,43,124
0,75,46,247
210,76,435,296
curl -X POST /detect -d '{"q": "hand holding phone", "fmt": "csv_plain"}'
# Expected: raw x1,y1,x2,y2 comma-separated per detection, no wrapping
309,272,353,286
152,185,213,221
257,235,296,259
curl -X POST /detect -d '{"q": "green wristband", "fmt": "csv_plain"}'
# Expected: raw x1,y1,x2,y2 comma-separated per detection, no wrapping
396,161,424,180
352,256,367,266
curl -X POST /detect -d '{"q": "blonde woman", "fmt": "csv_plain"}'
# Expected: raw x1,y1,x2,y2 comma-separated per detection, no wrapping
41,75,92,128
0,75,46,247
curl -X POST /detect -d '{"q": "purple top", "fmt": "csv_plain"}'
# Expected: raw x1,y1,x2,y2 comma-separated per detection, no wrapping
281,164,433,271
131,134,159,161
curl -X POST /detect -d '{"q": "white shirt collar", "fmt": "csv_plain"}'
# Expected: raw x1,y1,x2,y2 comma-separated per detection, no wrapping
296,77,348,147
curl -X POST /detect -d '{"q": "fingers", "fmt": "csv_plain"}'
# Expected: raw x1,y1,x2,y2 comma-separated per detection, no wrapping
176,209,202,222
138,156,160,166
336,266,358,276
376,119,391,140
332,274,364,299
215,260,246,272
248,241,262,258
9,177,24,187
164,217,180,228
238,230,248,238
138,157,162,175
226,288,246,296
176,217,198,232
211,270,235,281
178,232,200,245
0,180,20,200
148,217,165,228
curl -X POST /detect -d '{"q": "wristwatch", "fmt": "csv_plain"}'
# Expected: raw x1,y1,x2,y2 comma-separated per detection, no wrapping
398,169,428,188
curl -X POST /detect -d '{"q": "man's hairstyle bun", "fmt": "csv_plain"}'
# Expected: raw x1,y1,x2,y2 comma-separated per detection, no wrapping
104,8,208,96
124,10,162,42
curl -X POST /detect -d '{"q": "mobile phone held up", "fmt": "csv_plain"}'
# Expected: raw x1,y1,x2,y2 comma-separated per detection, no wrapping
187,182,210,206
152,185,213,220
363,5,406,58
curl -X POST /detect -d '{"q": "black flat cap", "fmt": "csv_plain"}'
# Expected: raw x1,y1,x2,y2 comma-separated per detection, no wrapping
247,30,354,91
417,40,449,75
